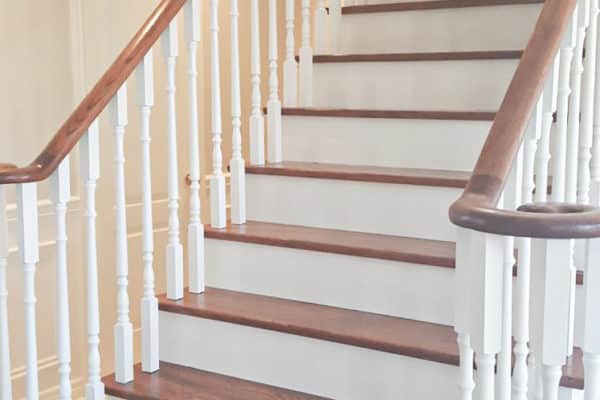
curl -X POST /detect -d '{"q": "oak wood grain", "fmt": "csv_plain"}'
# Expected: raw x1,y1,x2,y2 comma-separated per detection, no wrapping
246,162,471,188
343,0,544,14
158,288,583,389
0,0,186,184
103,362,329,400
277,108,497,121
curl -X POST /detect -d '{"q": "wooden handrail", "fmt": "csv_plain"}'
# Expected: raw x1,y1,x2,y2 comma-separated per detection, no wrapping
448,0,600,239
0,0,186,185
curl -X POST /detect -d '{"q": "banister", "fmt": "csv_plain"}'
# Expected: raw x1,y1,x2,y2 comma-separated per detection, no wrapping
448,0,600,239
0,0,187,185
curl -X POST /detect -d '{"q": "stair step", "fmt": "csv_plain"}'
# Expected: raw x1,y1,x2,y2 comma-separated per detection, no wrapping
276,108,492,170
279,108,496,121
103,362,329,400
311,50,522,63
158,288,584,391
246,162,470,188
310,51,519,111
343,0,544,14
338,1,540,54
206,220,455,268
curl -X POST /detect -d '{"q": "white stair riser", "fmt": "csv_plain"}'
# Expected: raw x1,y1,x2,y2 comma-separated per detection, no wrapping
282,116,490,171
247,174,461,241
205,239,587,346
313,60,518,111
206,238,455,325
159,311,458,400
339,4,541,54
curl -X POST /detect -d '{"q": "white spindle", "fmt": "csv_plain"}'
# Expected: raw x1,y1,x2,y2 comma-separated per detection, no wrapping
81,120,104,400
0,186,12,400
249,0,265,165
536,56,560,203
513,100,543,400
109,84,134,383
185,0,207,292
551,10,578,203
300,0,313,107
209,0,227,229
471,232,504,400
50,158,72,400
162,20,184,300
579,0,599,205
584,235,600,399
230,0,246,224
529,239,571,400
455,227,475,400
267,0,283,163
283,0,298,107
330,0,342,54
497,146,523,400
314,0,328,54
136,51,160,373
17,182,40,400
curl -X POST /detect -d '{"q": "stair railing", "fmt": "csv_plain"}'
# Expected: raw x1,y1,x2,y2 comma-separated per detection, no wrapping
450,0,600,399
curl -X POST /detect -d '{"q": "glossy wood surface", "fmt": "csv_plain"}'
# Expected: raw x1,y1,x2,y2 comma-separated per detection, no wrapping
206,220,456,268
158,288,584,389
309,51,523,63
343,0,544,14
246,162,471,188
448,0,600,238
103,362,329,400
0,0,186,184
278,108,497,121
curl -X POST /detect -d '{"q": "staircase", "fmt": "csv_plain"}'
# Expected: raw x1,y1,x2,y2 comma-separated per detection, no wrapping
1,0,600,399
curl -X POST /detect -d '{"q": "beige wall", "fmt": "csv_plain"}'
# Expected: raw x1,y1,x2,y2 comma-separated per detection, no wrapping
0,0,313,397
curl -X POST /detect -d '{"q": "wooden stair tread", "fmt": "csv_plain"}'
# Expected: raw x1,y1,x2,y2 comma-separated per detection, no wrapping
246,162,471,188
309,50,523,63
205,220,456,268
343,0,544,14
158,288,584,390
278,108,497,121
103,362,328,400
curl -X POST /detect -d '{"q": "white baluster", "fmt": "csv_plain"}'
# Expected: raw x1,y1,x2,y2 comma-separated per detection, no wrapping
17,183,40,400
455,227,475,400
513,100,543,400
529,239,571,400
283,0,298,107
579,0,599,205
249,0,265,165
330,0,342,54
110,84,134,384
536,56,560,203
81,120,104,400
592,0,600,207
162,20,184,299
551,9,578,203
0,186,12,400
471,232,504,400
136,51,160,373
209,0,227,229
583,235,600,399
497,146,523,400
267,0,282,163
185,0,206,292
230,0,246,225
314,0,328,54
50,158,72,399
300,0,313,107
